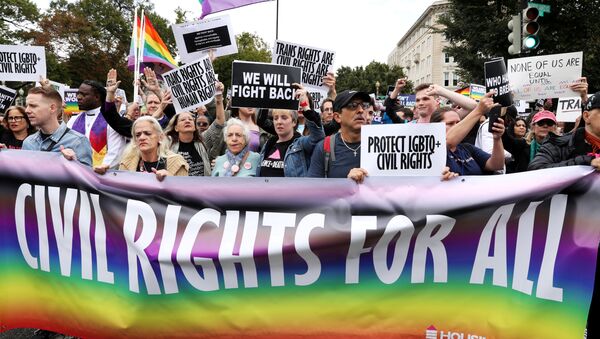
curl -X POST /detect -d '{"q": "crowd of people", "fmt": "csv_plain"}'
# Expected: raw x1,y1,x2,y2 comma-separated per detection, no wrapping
1,65,597,183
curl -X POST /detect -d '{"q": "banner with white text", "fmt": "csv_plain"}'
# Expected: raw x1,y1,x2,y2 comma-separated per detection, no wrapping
0,150,598,339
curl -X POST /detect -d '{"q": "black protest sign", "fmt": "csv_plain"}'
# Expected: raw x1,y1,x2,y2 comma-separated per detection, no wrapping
162,55,217,113
272,40,335,91
231,61,302,110
484,58,512,107
183,26,231,53
0,86,16,113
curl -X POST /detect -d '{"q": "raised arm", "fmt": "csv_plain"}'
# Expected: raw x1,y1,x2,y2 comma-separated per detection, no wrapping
426,84,478,118
446,91,496,149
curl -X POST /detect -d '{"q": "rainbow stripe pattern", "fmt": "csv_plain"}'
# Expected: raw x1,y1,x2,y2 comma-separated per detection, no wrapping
127,16,177,74
0,151,598,339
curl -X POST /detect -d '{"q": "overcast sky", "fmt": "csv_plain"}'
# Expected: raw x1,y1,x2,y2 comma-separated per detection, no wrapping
34,0,434,69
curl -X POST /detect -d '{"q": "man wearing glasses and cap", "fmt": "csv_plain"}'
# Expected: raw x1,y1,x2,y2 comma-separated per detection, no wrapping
308,90,372,183
528,91,600,171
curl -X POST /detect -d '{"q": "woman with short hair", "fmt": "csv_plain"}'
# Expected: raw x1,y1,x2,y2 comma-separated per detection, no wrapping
212,118,260,177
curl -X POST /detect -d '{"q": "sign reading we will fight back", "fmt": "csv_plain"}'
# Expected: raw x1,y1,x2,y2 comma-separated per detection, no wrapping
230,61,301,110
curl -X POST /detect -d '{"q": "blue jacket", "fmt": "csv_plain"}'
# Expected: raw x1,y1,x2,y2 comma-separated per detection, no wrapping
258,119,325,177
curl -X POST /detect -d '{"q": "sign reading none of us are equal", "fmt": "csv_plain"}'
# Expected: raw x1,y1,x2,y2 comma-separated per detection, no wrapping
230,61,302,110
507,51,583,101
360,123,447,176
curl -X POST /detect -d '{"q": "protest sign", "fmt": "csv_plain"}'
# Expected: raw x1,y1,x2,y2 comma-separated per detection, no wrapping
308,88,327,113
507,51,583,101
469,84,486,100
172,15,237,64
272,40,335,91
399,94,416,107
484,58,512,107
36,80,67,100
162,55,217,114
63,88,80,115
387,85,395,96
360,123,446,176
0,86,17,113
231,61,301,110
0,45,46,82
556,95,589,122
0,150,597,339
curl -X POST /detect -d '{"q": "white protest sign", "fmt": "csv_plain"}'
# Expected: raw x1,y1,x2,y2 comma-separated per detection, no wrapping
272,40,335,91
35,80,67,100
308,88,328,113
0,45,46,82
507,51,583,101
514,100,529,114
162,55,217,113
360,123,447,176
172,15,237,64
556,95,589,122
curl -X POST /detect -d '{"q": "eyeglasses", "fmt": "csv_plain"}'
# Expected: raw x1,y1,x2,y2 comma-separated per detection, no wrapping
197,122,209,127
536,120,556,127
344,101,371,111
6,116,24,122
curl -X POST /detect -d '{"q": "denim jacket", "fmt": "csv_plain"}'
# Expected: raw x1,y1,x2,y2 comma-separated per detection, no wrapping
258,119,325,177
22,122,93,167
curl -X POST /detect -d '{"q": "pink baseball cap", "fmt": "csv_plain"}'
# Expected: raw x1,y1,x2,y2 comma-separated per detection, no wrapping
531,110,557,124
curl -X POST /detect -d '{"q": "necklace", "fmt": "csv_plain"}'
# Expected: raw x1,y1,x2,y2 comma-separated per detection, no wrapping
340,135,360,157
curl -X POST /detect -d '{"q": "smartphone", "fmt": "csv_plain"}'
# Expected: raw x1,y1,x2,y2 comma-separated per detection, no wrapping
488,106,501,133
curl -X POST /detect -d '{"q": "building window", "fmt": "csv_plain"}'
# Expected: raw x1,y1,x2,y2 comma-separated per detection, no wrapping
452,73,459,87
444,72,449,86
444,53,450,63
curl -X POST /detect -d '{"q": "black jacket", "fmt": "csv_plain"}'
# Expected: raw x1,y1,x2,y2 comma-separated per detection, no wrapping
528,128,594,170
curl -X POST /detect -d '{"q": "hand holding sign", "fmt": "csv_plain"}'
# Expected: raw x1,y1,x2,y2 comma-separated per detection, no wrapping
475,91,498,115
569,76,588,99
38,75,52,90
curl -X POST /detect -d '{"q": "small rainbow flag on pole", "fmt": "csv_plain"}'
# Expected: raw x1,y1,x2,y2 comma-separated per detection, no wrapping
127,15,177,75
199,0,274,19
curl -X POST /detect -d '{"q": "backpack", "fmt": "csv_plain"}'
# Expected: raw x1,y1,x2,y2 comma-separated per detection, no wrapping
323,133,337,178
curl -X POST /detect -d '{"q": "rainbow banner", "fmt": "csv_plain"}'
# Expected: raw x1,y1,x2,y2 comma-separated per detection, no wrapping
0,150,599,339
63,88,80,116
127,15,177,75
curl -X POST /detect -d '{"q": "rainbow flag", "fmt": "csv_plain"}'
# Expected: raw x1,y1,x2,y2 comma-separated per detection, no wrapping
455,86,470,97
127,16,177,75
199,0,274,18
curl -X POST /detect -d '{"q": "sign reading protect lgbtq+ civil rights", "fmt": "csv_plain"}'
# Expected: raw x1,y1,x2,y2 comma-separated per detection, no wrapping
231,61,302,110
0,45,46,82
360,123,447,176
272,40,335,92
507,51,583,101
172,15,237,64
163,55,217,114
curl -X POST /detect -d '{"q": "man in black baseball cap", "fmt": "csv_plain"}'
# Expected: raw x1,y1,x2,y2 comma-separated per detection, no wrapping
529,91,600,171
308,90,372,182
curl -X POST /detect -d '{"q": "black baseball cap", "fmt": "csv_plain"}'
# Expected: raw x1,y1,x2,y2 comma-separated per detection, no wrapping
585,92,600,111
333,90,372,113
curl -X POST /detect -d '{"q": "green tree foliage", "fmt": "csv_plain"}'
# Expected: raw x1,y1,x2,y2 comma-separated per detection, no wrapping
439,0,600,92
0,0,39,44
212,32,272,90
335,61,412,95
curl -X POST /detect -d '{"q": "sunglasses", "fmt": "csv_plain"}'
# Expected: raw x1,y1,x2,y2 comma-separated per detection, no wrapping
536,120,556,127
196,122,209,127
344,101,371,110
